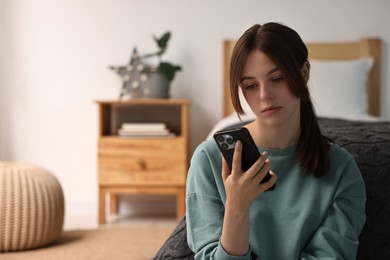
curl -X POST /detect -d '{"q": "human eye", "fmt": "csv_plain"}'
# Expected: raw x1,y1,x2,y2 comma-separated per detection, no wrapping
272,76,284,83
241,80,258,90
245,83,258,89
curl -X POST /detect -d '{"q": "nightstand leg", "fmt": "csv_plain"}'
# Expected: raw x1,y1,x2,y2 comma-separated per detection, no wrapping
110,194,118,214
99,189,106,224
176,187,186,220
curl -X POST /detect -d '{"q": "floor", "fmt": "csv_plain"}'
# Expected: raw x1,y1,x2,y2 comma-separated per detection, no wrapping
64,195,179,231
64,212,178,231
2,214,177,260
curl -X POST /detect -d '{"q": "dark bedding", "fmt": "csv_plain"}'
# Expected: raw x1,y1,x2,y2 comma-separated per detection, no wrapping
318,118,390,260
154,117,390,260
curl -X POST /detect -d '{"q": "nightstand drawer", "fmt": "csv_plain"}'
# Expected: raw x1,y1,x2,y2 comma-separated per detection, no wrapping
98,138,186,185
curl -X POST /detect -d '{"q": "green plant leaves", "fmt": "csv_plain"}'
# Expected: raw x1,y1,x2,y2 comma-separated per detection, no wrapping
159,62,182,81
154,32,171,55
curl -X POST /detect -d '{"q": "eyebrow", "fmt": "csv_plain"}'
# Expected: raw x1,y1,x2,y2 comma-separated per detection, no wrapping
266,67,280,76
240,67,280,82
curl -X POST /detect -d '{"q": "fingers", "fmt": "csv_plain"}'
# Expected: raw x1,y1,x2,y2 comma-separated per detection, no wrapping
248,151,269,180
221,155,230,182
248,153,277,191
231,140,242,175
226,143,277,192
260,170,277,192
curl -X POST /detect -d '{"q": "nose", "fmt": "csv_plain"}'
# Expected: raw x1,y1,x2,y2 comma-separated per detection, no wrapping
259,84,273,101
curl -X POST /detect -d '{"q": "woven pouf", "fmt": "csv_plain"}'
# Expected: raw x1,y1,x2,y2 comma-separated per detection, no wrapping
0,162,64,252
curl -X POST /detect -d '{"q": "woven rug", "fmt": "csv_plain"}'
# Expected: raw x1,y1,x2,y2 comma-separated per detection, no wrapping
0,226,174,260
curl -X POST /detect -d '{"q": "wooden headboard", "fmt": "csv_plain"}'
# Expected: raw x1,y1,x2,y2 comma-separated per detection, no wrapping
223,38,381,117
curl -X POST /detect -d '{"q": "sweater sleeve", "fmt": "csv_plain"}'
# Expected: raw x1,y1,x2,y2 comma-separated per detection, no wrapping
300,157,366,260
186,142,252,260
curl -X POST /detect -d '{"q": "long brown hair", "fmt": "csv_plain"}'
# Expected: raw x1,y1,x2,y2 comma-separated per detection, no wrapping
230,22,330,177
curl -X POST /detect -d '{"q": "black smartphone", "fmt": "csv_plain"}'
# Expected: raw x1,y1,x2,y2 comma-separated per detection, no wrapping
213,127,275,190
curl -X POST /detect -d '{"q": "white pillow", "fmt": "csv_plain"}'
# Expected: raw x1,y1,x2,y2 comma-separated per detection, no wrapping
308,56,374,118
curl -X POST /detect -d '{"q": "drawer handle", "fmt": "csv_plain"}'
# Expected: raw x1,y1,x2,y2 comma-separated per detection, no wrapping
138,159,147,170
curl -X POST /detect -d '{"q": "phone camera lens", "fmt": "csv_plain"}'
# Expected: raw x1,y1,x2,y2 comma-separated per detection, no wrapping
217,136,225,142
221,143,229,150
226,138,234,144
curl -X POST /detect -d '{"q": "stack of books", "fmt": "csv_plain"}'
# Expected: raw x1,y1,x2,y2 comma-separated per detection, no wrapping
117,122,175,137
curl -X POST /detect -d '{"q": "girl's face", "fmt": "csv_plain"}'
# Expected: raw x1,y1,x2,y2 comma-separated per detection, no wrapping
240,49,301,127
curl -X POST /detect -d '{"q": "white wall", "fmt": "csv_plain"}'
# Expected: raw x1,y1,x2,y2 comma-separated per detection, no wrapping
1,0,389,220
0,0,10,158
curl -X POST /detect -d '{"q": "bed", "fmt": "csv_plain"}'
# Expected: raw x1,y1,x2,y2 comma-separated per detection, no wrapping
154,38,390,260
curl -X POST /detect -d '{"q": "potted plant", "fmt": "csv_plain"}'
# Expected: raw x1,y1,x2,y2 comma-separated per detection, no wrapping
110,31,182,99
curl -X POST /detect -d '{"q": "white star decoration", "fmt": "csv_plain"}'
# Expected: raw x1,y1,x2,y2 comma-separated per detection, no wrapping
110,48,155,99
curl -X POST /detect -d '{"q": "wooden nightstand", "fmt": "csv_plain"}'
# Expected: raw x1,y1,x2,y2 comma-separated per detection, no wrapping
95,99,190,224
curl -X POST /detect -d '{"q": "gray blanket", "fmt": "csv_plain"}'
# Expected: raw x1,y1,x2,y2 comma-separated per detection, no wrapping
318,118,390,260
154,118,390,260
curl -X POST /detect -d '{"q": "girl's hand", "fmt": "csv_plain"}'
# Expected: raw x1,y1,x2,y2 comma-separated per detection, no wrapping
221,140,277,212
220,140,277,256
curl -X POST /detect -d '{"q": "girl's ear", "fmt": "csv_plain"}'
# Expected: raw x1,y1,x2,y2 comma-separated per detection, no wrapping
301,61,310,83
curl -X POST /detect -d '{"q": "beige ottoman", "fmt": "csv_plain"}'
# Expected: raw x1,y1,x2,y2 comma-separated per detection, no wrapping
0,162,65,252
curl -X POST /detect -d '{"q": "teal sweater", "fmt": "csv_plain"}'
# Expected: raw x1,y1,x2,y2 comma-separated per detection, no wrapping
186,140,366,260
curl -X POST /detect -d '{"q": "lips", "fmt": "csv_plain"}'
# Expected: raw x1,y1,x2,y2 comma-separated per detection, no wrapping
261,106,282,113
